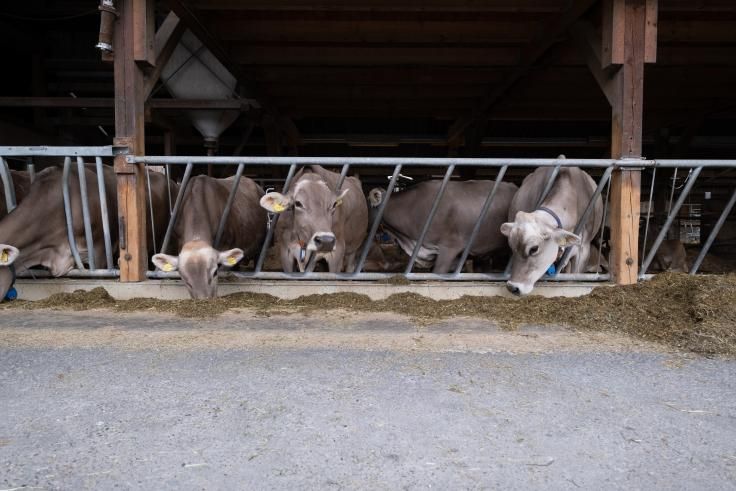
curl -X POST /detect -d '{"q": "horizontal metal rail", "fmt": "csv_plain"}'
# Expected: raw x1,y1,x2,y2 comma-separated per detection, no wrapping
0,146,113,157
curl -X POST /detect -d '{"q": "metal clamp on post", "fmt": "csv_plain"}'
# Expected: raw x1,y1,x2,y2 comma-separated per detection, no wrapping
616,156,649,171
113,138,135,174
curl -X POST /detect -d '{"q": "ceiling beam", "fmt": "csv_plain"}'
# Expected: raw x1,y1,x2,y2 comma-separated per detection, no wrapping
143,12,186,99
447,0,597,143
0,96,258,110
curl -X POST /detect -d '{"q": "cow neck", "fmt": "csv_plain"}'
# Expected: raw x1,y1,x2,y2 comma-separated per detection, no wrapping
536,206,562,229
0,206,46,251
534,206,568,277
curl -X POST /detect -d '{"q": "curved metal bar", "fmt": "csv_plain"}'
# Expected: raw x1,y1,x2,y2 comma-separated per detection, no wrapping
353,164,403,275
214,162,245,249
405,164,456,274
534,164,562,209
0,157,16,213
595,175,612,273
454,165,508,275
160,162,193,255
690,186,736,275
640,166,703,276
165,164,173,213
335,163,350,191
95,157,114,270
62,157,84,270
640,167,657,267
254,163,298,273
145,164,158,254
76,157,96,270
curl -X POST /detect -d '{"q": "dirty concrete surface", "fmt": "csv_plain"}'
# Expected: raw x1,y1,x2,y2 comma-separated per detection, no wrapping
0,310,735,490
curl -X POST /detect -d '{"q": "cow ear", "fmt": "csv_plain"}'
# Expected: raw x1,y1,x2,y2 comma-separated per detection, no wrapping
218,248,244,267
368,188,383,208
500,223,513,237
0,244,19,266
335,188,349,207
552,229,581,247
152,253,179,272
260,192,292,213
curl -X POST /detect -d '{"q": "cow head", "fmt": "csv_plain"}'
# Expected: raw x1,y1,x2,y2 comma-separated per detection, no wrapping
261,176,349,257
152,240,243,299
0,244,19,300
500,211,580,296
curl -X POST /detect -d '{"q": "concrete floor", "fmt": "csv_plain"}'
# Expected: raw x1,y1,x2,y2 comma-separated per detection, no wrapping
0,310,735,490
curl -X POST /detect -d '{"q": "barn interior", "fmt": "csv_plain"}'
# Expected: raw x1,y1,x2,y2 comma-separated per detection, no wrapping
0,0,734,268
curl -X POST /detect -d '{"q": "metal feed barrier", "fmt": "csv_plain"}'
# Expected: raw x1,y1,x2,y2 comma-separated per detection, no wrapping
128,154,736,282
1,146,735,283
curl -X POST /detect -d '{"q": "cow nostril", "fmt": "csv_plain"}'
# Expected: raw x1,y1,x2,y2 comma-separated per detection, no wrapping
506,283,521,295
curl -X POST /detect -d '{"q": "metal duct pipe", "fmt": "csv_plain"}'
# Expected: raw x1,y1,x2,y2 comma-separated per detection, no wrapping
96,0,118,57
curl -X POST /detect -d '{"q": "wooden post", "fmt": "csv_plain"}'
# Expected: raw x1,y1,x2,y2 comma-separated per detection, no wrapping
114,0,149,282
608,0,655,284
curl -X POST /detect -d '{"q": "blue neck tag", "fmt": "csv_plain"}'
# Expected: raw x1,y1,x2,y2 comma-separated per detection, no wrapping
546,264,557,277
4,287,17,301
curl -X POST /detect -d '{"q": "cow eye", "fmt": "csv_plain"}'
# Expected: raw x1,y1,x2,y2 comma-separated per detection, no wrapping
529,245,539,256
295,200,304,209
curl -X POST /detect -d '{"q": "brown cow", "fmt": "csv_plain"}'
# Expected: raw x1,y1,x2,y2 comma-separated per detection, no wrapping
260,165,368,272
0,170,32,217
153,175,267,298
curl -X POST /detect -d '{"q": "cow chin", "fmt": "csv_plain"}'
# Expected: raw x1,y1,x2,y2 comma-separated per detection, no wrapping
506,280,535,297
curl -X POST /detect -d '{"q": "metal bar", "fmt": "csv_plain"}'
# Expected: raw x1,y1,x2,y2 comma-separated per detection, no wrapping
556,166,614,270
336,163,350,191
405,164,456,274
640,167,657,266
254,163,299,273
26,158,35,183
353,164,403,275
145,164,158,254
534,164,562,209
95,157,114,270
160,161,193,255
165,164,173,214
454,165,509,275
76,157,96,270
0,158,16,213
595,175,612,273
214,162,245,249
0,146,114,157
16,269,120,278
61,157,84,270
690,186,736,275
640,166,703,276
148,270,609,282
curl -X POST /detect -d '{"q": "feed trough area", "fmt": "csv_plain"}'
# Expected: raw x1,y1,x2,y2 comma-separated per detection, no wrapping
0,1,735,489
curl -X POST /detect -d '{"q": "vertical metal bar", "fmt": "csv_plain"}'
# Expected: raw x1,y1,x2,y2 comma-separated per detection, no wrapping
26,157,35,184
254,163,298,273
0,157,16,213
405,164,455,274
595,175,612,273
353,164,403,275
76,157,96,270
214,162,245,249
556,166,614,269
160,162,193,255
95,157,114,270
454,165,508,275
640,167,657,267
62,157,84,270
640,166,703,276
165,164,173,214
145,164,158,254
336,163,350,191
690,186,736,275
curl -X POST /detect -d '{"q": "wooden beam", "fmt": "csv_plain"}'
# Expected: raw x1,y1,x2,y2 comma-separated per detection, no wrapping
189,0,573,13
143,12,186,99
133,0,156,67
0,97,257,110
447,0,597,143
114,0,149,283
570,21,616,106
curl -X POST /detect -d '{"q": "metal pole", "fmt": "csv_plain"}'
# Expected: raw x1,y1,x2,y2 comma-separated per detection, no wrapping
595,175,612,273
214,162,245,248
690,186,736,275
405,164,455,274
160,161,193,255
534,164,562,209
61,157,84,270
165,164,173,214
454,165,508,275
640,166,703,276
353,164,403,275
0,157,16,213
145,163,158,254
26,158,35,184
254,163,298,273
336,163,350,191
556,166,614,270
76,157,96,270
640,167,657,267
95,157,114,270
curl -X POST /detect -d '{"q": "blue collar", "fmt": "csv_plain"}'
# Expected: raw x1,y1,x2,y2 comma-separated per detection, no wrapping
536,206,562,229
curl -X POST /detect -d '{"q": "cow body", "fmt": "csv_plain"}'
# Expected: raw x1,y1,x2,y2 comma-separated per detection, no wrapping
261,165,368,273
153,175,267,298
0,170,32,217
369,180,518,273
501,167,603,295
0,165,173,299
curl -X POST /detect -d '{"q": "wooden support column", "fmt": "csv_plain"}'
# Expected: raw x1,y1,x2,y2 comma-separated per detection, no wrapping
114,0,150,282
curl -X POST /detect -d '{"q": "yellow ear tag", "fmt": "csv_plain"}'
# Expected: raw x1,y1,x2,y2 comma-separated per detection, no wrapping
273,202,285,212
162,263,173,272
227,256,237,266
0,251,7,263
336,198,343,207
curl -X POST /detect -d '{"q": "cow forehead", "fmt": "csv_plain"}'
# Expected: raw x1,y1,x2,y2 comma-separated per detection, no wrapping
180,241,217,265
294,179,332,203
509,222,544,249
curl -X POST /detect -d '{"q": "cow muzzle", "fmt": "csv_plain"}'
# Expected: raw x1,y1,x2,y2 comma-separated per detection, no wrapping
506,281,532,297
309,232,336,252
